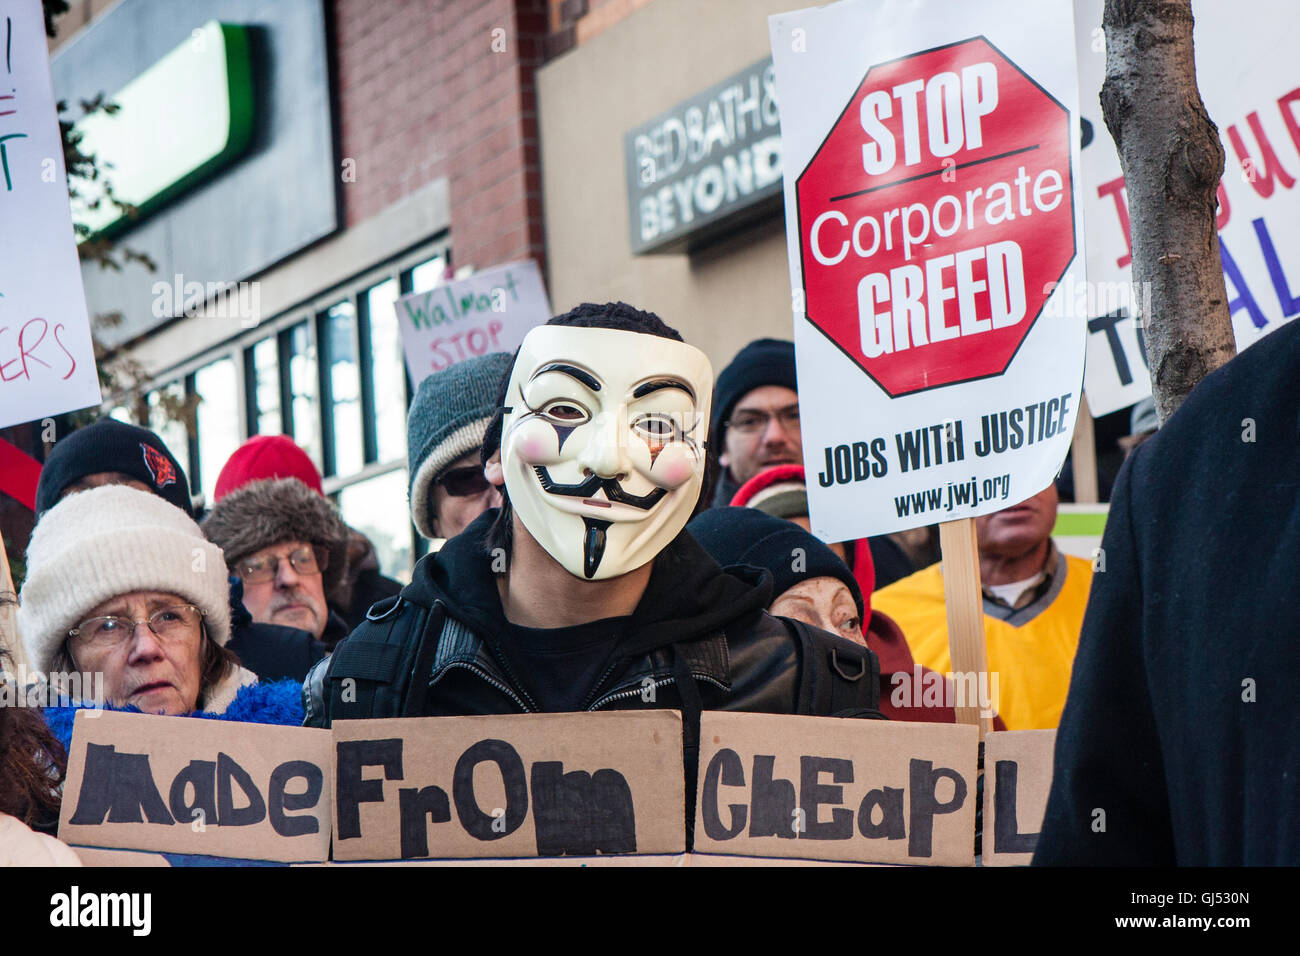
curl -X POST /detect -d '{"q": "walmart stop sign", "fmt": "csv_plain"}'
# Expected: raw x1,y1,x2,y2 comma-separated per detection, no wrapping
796,37,1076,397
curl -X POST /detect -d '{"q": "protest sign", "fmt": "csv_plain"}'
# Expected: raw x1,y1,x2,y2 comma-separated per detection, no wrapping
58,711,333,863
330,710,685,861
1077,0,1300,416
392,259,551,386
693,712,978,866
0,0,101,430
982,729,1056,866
769,0,1085,541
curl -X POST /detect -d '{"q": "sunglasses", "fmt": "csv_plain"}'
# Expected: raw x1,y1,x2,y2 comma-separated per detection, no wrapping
435,465,493,497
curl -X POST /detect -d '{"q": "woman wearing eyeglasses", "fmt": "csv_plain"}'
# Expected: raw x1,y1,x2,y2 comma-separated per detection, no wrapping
17,486,303,749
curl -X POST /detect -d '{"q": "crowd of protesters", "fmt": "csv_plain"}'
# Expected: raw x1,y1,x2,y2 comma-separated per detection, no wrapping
11,297,1281,868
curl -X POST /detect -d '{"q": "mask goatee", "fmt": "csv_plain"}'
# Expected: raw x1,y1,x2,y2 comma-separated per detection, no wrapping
582,517,612,579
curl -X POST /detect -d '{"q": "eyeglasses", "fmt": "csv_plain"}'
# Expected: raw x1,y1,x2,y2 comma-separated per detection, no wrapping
435,465,493,497
235,545,327,584
727,406,801,436
69,604,204,648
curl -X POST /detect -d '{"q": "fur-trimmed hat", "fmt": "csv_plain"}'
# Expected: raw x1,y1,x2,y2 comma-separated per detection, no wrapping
407,352,514,539
200,477,349,595
18,485,231,676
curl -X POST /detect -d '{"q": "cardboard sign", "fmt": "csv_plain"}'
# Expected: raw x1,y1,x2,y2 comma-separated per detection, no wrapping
693,712,978,865
393,259,551,386
58,711,333,863
74,847,173,867
0,0,102,430
1077,0,1300,415
309,854,690,868
769,0,1085,540
982,729,1055,865
330,711,685,861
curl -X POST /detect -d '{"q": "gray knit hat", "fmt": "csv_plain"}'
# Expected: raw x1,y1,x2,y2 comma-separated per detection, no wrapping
18,484,232,676
407,352,514,538
201,477,350,597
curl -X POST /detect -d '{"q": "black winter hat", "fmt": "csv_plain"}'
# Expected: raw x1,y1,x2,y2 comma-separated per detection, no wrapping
710,338,797,448
35,418,193,518
686,506,863,618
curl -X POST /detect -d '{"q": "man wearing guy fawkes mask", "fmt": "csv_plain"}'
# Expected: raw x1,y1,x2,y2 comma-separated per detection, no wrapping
304,304,882,829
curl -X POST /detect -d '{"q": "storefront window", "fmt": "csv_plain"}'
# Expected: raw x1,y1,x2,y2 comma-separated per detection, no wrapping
337,469,413,585
364,278,406,462
193,359,240,504
322,300,363,476
407,255,447,294
282,321,322,468
249,337,281,435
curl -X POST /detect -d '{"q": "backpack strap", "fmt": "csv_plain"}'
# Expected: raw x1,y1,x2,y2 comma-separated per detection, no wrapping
783,617,884,718
320,596,436,721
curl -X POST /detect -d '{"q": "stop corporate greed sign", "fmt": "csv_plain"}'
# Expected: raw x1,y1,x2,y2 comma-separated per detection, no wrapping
770,0,1085,541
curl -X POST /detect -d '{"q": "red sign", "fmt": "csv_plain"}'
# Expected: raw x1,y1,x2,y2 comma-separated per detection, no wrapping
796,37,1075,397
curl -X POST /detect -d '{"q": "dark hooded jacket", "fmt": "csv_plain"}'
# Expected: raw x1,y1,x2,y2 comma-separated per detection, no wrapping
305,509,880,722
304,509,883,836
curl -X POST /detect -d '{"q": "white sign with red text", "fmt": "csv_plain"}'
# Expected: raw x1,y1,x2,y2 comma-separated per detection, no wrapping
770,0,1085,541
1077,0,1300,416
393,260,551,387
0,0,101,430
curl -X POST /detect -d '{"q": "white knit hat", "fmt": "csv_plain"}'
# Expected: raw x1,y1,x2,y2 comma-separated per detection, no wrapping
18,484,231,676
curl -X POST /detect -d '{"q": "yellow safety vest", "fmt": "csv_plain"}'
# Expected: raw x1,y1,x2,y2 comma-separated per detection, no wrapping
872,553,1094,730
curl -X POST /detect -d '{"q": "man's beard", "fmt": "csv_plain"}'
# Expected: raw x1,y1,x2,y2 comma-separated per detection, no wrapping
269,592,323,634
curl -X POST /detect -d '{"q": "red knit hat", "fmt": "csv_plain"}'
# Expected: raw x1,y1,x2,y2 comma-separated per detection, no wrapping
213,435,324,502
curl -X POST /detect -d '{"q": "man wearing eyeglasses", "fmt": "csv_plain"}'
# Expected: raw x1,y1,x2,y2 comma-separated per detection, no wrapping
406,352,513,546
202,477,353,647
708,338,803,507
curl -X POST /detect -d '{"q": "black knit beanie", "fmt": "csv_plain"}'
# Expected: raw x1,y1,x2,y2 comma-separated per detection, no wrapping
710,338,797,448
35,419,193,518
686,506,863,618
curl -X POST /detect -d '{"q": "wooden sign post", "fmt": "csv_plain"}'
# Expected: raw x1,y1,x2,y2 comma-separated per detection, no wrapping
939,518,991,736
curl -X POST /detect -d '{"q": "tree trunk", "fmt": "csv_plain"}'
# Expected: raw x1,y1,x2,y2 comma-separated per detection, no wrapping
1101,0,1235,424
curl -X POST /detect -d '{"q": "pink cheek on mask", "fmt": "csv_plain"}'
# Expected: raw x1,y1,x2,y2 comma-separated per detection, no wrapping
511,421,557,464
651,451,695,489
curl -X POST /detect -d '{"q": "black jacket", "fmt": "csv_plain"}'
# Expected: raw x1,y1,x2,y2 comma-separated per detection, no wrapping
305,509,880,724
225,576,328,683
304,511,881,840
1034,318,1300,866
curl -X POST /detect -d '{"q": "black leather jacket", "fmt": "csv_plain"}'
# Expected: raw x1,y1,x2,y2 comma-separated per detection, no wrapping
303,511,881,726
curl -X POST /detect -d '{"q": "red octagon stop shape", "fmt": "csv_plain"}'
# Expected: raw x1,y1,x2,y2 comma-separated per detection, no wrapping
796,37,1076,397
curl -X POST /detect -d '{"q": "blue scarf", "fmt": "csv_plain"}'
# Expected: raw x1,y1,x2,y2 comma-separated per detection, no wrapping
44,678,304,754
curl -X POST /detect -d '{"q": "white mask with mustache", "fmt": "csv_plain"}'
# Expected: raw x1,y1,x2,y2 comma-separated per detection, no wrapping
501,325,713,580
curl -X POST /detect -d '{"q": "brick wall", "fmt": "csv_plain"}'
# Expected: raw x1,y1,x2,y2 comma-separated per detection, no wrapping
333,0,548,273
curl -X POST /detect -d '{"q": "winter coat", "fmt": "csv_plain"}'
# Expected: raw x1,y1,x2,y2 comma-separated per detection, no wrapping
1034,317,1300,866
45,675,305,756
303,510,883,843
0,813,81,866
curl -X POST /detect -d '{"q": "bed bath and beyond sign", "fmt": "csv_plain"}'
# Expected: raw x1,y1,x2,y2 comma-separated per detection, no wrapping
625,58,783,254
